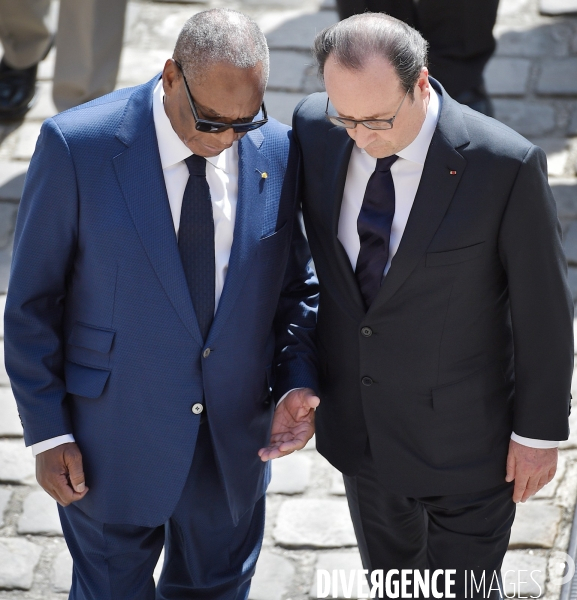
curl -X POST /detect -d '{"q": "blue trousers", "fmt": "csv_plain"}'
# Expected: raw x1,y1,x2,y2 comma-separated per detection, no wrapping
58,422,266,600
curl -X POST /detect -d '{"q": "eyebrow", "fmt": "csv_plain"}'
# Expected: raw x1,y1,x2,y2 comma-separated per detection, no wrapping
195,102,259,123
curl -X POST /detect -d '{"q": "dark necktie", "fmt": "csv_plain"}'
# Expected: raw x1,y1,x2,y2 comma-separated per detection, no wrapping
178,154,215,341
355,154,398,309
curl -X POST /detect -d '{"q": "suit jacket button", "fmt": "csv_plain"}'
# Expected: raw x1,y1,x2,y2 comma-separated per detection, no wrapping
192,403,204,414
361,327,372,337
202,348,211,358
361,376,373,387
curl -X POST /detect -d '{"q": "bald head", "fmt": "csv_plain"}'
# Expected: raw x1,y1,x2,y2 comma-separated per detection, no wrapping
173,9,269,88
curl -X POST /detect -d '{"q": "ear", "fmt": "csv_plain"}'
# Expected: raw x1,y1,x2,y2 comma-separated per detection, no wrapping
415,67,430,99
162,59,180,97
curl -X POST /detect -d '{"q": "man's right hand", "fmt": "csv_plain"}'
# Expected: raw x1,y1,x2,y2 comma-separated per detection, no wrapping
36,442,89,506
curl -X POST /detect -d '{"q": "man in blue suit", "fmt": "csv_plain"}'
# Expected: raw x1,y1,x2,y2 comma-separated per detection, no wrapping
4,9,319,599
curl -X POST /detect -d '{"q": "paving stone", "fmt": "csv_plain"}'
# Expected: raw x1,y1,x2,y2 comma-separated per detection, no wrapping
37,47,56,81
274,499,357,548
268,51,310,91
13,122,43,161
532,138,569,177
18,490,62,535
265,91,305,126
0,440,36,485
498,0,530,16
321,0,336,7
250,550,295,600
27,81,58,121
51,548,72,593
494,23,571,57
551,179,577,220
153,547,164,583
0,538,42,590
567,267,577,301
493,100,556,137
501,550,547,598
0,344,8,386
0,203,18,250
485,58,531,96
563,221,577,264
569,108,577,136
268,452,312,494
310,551,364,600
1,294,6,338
0,488,11,527
0,246,11,294
0,161,28,202
330,470,346,496
0,387,23,437
509,501,561,548
540,0,577,14
117,47,168,85
537,58,577,95
266,11,338,50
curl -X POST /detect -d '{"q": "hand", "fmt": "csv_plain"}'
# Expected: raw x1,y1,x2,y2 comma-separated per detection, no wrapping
258,388,320,461
505,439,557,503
36,442,89,506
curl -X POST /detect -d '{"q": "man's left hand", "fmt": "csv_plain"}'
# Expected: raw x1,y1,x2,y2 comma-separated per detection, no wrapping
258,388,320,461
505,439,557,503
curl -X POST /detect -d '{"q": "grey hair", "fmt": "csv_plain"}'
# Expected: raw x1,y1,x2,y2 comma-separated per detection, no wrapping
313,12,428,98
173,9,269,87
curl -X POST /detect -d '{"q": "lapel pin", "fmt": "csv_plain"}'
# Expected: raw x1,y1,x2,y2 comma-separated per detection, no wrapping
256,169,268,179
449,170,457,175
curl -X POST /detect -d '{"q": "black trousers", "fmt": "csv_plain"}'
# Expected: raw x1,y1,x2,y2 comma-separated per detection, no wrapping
343,447,516,599
335,0,500,99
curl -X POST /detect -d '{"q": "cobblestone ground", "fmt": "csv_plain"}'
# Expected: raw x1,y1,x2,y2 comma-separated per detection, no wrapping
1,0,577,597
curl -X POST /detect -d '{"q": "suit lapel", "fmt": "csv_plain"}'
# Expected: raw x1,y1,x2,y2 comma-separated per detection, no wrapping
206,132,268,343
322,126,366,318
368,82,470,314
113,77,203,346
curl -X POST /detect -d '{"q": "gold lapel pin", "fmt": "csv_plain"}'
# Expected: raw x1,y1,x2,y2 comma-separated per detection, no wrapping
449,170,457,175
256,169,268,179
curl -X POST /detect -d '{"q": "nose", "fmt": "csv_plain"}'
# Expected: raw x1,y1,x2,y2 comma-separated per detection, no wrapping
217,127,239,147
347,124,377,150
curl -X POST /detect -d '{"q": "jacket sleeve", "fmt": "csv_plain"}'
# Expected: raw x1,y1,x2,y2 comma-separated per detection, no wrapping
271,130,319,401
4,118,78,445
498,144,573,440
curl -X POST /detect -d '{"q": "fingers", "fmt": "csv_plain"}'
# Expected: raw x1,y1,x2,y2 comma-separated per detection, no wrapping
36,443,89,507
505,447,516,483
65,445,86,493
512,472,529,503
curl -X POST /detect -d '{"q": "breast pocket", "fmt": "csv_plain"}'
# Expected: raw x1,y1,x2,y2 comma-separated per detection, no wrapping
426,242,485,267
65,322,115,399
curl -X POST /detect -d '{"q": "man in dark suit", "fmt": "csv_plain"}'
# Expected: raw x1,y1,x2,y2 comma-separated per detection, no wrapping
335,0,500,116
4,9,319,599
292,13,572,597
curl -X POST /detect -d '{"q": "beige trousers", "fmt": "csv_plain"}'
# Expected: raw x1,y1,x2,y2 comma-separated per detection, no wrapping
0,0,128,111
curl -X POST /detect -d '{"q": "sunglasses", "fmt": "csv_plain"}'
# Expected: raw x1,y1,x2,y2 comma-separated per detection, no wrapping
174,61,268,134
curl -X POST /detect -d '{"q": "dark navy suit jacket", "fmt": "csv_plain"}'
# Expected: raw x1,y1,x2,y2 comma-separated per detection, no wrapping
4,75,318,526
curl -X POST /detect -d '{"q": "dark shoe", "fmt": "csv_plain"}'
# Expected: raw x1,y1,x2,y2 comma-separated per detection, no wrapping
0,58,38,123
455,85,494,117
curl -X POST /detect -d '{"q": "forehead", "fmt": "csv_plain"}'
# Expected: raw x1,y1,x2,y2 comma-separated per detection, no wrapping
324,54,404,118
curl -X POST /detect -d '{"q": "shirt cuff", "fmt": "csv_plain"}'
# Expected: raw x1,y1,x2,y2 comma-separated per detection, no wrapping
277,388,305,405
511,432,560,449
31,434,76,456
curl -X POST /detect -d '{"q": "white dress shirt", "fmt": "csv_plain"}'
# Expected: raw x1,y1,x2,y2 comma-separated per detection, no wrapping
337,87,558,450
31,78,239,456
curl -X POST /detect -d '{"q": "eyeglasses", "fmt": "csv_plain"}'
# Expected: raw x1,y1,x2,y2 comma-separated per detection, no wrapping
174,61,268,134
325,88,410,130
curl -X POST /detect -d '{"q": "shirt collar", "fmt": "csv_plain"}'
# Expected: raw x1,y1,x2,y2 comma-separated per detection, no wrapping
395,85,440,166
152,77,234,174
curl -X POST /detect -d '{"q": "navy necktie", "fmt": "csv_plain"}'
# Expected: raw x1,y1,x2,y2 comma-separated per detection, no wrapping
178,154,215,341
355,154,398,309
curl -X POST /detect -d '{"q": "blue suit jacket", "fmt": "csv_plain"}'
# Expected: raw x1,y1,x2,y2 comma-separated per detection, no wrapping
4,75,318,526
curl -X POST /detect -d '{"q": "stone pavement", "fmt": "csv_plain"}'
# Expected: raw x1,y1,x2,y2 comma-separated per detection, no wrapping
1,0,577,597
